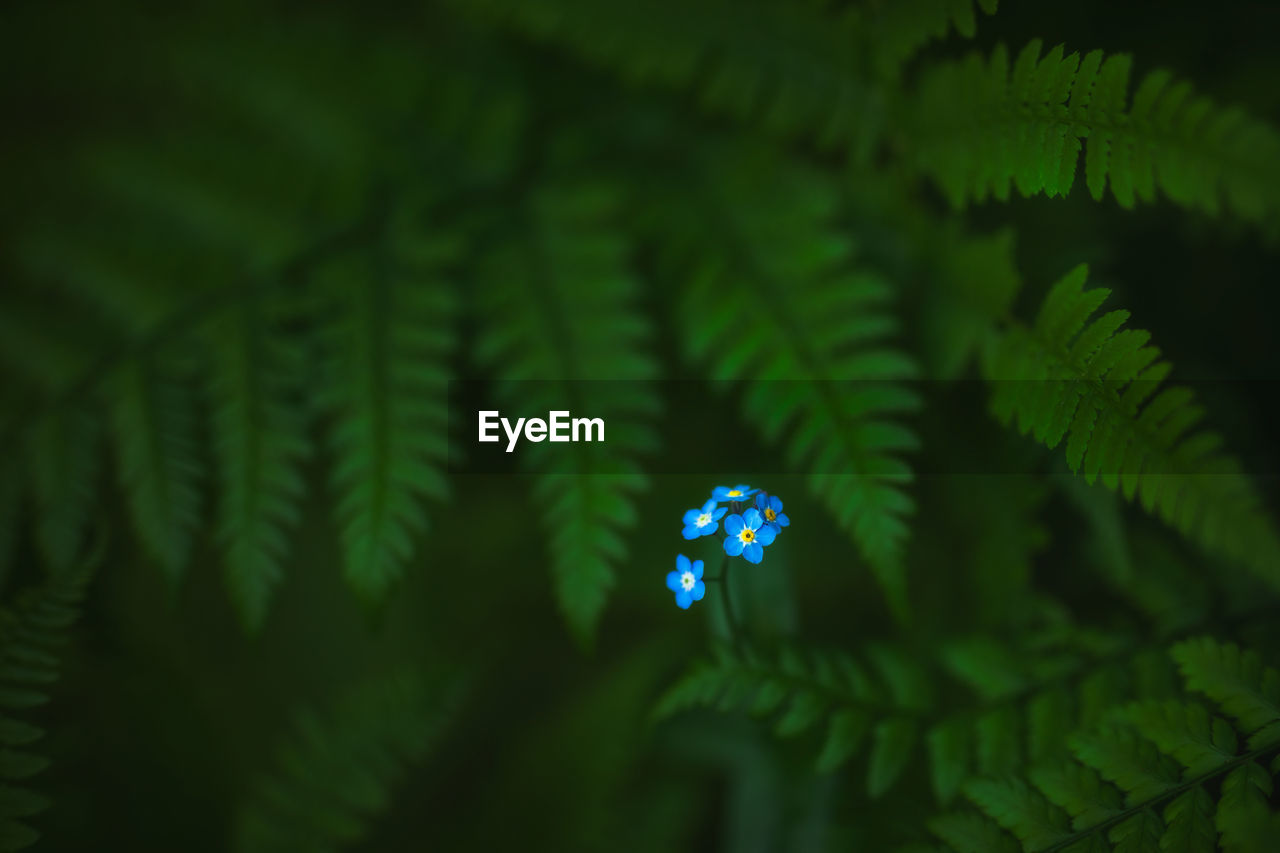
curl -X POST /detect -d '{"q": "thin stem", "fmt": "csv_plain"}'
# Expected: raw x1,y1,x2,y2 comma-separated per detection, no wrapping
718,553,744,651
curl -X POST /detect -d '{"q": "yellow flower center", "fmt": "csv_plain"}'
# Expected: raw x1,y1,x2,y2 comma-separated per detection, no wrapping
740,528,755,543
728,489,743,497
764,508,776,521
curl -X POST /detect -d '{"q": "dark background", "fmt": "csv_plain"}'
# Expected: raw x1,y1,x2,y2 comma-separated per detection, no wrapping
1,1,1279,850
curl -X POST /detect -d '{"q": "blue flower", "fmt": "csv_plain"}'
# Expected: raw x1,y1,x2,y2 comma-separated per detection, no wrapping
682,498,727,540
666,554,706,609
723,507,776,564
712,484,758,503
754,492,790,533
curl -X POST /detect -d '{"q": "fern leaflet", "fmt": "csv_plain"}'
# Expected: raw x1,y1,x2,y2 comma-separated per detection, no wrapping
206,294,311,630
0,566,91,851
314,222,458,603
984,264,1280,590
105,354,204,580
907,40,1280,229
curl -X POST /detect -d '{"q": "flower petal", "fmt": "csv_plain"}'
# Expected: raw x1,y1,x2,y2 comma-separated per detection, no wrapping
676,553,691,573
770,495,784,512
666,571,682,591
724,514,745,536
724,536,744,557
755,524,777,546
776,513,790,527
692,580,706,600
676,588,693,609
701,498,718,514
683,508,702,525
681,525,700,540
692,559,705,580
742,508,763,530
743,542,763,563
712,507,727,521
755,492,768,511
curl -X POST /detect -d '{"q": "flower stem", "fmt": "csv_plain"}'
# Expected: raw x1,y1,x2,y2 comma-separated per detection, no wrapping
718,553,744,650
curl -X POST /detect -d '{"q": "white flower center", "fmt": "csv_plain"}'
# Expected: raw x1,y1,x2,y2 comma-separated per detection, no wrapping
696,512,712,527
680,571,696,591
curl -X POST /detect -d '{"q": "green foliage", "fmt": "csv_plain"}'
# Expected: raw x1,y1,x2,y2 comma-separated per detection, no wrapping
24,407,100,573
0,566,91,850
927,639,1280,853
105,355,205,580
233,669,465,852
454,0,882,151
313,230,459,605
861,0,999,80
1172,638,1280,747
906,40,1280,229
205,295,310,630
664,148,919,616
985,265,1280,589
476,182,658,644
656,632,1189,809
655,643,927,794
1,0,1279,848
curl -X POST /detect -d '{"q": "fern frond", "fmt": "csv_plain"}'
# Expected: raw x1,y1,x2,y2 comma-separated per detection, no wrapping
1119,700,1237,776
863,0,999,79
656,625,1188,814
1160,785,1215,853
1216,761,1273,852
666,150,919,616
1070,726,1182,807
314,229,458,603
453,0,882,151
985,264,1280,590
1171,638,1280,749
476,182,657,645
907,40,1280,228
928,639,1280,853
105,354,204,580
233,669,463,853
457,0,1000,156
1027,762,1122,831
964,777,1072,850
205,295,311,630
24,406,100,573
0,566,91,851
929,811,1022,853
655,642,928,795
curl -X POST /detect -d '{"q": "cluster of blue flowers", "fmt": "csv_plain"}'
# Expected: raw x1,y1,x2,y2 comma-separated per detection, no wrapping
666,484,790,609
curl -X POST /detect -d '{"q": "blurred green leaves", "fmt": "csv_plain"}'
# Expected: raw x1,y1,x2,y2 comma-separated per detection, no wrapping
0,0,1278,850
